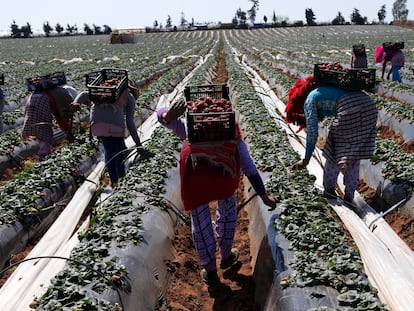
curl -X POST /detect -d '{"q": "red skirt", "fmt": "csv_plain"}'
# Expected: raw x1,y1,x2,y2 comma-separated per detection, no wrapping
179,140,240,211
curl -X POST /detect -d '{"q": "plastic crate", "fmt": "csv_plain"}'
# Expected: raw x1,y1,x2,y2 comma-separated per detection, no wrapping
184,84,229,101
25,71,67,91
184,84,235,143
86,68,128,103
0,73,4,85
187,111,236,143
314,64,376,91
383,41,404,50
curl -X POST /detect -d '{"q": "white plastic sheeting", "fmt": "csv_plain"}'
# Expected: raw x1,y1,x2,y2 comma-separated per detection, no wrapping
0,162,105,310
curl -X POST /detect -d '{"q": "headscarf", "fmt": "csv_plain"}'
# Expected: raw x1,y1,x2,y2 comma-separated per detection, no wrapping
285,75,318,130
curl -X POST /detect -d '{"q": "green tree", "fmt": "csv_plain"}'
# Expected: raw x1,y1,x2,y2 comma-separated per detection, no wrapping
93,25,103,35
65,24,77,35
43,21,53,37
103,25,112,34
305,8,316,25
236,8,247,26
232,15,238,26
263,15,268,24
55,23,64,35
392,0,409,21
84,23,93,35
248,0,259,24
272,11,277,24
21,23,32,38
350,8,367,25
153,20,159,28
180,12,187,26
332,12,346,25
378,5,386,23
166,15,172,28
10,20,21,38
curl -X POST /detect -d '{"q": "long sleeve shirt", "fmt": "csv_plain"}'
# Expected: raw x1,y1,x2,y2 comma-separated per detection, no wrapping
391,50,405,67
157,108,266,195
74,90,141,147
303,86,347,160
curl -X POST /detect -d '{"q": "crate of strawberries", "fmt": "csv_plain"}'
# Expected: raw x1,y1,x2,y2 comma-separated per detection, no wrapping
86,68,128,103
314,62,375,91
184,84,235,143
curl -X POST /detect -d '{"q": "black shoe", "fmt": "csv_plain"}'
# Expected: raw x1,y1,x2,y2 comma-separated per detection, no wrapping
220,248,239,269
200,269,220,286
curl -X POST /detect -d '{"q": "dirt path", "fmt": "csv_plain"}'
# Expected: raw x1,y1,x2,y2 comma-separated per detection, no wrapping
160,38,257,311
162,185,256,311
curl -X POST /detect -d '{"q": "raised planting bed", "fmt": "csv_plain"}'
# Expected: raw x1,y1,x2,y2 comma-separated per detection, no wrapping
0,134,100,270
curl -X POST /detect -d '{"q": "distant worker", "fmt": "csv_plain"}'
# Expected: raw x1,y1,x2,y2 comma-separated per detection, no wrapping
350,44,367,68
381,48,394,80
389,48,405,82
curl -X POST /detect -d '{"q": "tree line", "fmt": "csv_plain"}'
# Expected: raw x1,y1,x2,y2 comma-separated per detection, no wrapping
8,20,112,38
5,0,410,37
151,0,409,30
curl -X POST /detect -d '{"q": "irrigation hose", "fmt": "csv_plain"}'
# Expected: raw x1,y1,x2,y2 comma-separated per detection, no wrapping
368,195,412,231
237,192,258,213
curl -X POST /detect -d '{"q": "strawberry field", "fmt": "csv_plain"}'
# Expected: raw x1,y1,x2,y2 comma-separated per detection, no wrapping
0,25,413,310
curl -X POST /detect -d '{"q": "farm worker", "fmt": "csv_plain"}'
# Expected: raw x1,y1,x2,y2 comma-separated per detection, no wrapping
350,45,367,68
72,80,143,186
286,75,378,204
0,83,4,134
381,48,395,80
22,82,77,161
157,100,277,286
389,49,405,82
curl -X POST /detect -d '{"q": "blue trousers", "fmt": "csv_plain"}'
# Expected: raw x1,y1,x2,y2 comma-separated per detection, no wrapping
100,136,127,185
391,66,402,82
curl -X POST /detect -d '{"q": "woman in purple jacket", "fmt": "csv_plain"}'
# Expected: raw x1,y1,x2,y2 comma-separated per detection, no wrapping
157,100,276,286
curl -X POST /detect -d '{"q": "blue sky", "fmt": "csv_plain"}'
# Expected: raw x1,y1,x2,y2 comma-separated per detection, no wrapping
0,0,412,33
